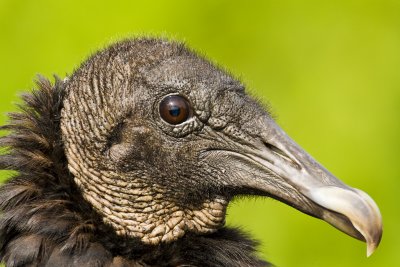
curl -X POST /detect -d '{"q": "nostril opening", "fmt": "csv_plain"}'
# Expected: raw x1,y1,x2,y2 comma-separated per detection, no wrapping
263,142,287,158
263,142,301,170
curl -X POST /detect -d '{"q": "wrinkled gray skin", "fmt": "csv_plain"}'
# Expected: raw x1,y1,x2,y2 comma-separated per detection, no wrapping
61,39,382,255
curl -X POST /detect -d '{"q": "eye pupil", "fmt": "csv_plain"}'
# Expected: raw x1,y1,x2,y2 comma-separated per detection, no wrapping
159,95,191,125
169,106,181,117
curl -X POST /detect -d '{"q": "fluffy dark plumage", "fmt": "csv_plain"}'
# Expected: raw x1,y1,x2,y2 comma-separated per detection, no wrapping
0,78,269,266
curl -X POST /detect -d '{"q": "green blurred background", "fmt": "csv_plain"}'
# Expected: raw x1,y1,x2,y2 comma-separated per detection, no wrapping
0,0,399,266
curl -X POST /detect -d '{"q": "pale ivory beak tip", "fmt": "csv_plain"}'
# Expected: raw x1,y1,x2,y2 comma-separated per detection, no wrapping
367,243,376,257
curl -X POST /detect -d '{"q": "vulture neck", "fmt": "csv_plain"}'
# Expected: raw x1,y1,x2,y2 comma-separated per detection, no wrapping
70,165,228,245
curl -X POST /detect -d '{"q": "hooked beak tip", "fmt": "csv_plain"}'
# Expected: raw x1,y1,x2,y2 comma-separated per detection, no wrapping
367,242,378,257
307,186,382,256
354,189,383,257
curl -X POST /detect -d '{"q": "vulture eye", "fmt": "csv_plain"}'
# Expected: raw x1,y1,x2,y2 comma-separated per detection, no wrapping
159,95,191,125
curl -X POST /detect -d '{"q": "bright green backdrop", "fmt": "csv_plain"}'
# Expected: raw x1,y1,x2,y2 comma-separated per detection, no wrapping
0,1,399,266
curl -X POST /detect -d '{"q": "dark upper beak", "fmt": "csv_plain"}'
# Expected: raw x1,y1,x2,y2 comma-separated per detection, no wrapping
224,116,383,256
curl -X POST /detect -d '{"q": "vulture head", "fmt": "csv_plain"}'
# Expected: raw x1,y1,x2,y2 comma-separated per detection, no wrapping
0,38,382,266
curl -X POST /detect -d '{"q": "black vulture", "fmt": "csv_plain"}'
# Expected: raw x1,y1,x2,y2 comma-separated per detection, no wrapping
0,38,382,266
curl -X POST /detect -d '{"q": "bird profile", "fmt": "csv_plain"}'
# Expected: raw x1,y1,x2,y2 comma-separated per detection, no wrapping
0,38,382,266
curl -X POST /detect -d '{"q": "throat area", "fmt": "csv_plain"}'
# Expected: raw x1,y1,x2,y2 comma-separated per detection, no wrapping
108,196,228,245
71,168,228,245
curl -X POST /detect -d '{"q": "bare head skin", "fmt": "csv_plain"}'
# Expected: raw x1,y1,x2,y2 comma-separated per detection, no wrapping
60,38,382,255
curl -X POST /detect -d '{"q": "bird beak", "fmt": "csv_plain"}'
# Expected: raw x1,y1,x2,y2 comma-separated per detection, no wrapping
232,116,383,256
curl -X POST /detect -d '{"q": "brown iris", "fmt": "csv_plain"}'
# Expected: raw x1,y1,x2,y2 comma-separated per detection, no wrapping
159,95,191,125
